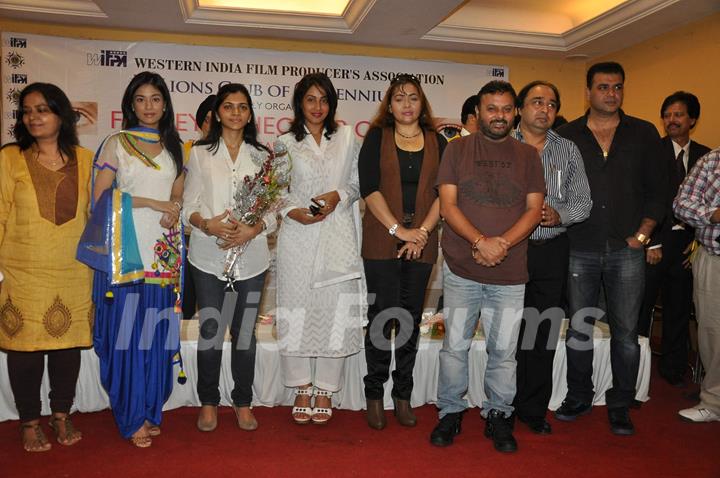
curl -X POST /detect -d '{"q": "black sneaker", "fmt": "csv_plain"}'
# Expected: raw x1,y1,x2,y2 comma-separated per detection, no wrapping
554,399,592,422
484,410,517,453
608,407,635,436
430,412,463,447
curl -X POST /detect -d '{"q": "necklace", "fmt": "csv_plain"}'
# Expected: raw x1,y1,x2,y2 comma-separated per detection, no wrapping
35,149,64,168
395,129,422,139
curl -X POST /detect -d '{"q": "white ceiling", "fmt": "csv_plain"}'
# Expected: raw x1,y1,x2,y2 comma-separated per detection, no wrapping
1,0,719,58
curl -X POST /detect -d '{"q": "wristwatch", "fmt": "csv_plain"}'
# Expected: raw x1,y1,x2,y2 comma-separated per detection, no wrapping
388,223,399,236
635,233,651,246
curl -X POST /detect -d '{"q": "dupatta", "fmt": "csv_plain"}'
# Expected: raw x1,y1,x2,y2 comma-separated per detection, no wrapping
76,187,144,285
75,127,163,286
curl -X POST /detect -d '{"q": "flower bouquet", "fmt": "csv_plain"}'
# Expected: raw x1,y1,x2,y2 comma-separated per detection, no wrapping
221,141,291,285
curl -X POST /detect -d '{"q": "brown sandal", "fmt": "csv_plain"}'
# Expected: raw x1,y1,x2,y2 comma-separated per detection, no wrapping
49,414,82,446
145,421,161,437
129,430,152,448
20,421,52,452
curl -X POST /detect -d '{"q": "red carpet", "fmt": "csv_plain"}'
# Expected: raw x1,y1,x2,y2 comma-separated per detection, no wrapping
1,365,718,478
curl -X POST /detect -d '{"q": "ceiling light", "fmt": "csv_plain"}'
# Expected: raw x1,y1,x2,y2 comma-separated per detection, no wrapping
198,0,350,16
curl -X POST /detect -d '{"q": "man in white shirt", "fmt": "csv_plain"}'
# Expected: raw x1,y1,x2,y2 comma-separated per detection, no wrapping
640,91,711,387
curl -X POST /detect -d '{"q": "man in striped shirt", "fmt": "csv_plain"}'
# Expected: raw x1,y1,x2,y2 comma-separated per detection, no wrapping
673,148,720,423
511,81,592,435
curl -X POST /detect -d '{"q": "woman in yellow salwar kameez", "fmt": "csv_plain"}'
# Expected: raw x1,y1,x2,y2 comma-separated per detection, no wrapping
0,83,93,452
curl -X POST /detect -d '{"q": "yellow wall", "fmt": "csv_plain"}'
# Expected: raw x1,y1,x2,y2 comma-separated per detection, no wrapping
595,12,720,148
0,18,588,120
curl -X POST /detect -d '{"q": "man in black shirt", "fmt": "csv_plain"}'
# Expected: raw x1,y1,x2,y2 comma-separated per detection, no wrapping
555,62,666,435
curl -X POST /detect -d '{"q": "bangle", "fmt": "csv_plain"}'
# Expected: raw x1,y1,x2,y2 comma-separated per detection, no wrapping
419,226,430,234
172,200,182,209
388,223,399,236
471,235,486,251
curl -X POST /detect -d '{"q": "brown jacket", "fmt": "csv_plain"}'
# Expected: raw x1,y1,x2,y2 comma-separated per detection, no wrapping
361,127,440,264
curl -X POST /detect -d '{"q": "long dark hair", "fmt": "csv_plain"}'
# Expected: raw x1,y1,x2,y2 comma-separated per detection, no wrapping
11,82,78,162
370,74,435,131
287,73,338,142
195,83,269,155
120,71,183,177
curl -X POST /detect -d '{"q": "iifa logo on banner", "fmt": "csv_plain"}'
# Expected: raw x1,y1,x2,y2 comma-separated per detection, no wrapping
0,32,508,150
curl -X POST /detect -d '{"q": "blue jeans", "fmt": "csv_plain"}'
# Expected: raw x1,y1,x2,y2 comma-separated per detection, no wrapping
565,245,644,408
437,263,525,418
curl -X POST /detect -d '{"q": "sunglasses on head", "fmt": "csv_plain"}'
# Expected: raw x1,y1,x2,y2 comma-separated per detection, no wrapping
390,74,420,85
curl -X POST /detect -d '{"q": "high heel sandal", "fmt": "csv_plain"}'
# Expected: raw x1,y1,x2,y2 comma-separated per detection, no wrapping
197,405,218,432
311,389,333,425
20,421,51,452
49,414,83,445
292,387,314,425
233,405,258,431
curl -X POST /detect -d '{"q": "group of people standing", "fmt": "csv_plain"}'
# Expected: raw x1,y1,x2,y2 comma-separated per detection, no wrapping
1,59,718,456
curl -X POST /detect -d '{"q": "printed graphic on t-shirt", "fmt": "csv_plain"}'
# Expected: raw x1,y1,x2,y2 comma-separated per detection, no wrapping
458,171,523,208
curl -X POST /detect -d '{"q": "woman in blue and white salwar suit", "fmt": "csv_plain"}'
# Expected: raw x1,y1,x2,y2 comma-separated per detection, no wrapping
90,72,185,448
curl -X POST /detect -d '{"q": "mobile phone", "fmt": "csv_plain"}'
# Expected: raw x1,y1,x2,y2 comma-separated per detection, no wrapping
309,198,324,216
309,204,322,216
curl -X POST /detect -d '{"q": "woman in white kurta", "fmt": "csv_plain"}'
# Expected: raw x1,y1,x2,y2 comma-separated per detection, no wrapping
276,73,366,425
183,83,277,432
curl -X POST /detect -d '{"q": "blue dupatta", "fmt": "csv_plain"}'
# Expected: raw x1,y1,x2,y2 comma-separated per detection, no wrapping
76,187,144,285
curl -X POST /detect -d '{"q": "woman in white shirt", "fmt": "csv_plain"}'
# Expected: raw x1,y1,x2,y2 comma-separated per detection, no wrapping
276,73,366,425
183,83,275,433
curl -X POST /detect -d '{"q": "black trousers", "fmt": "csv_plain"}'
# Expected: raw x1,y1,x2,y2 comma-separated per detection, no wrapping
515,235,568,420
182,234,197,320
191,264,266,407
639,229,694,380
363,258,432,401
7,348,81,422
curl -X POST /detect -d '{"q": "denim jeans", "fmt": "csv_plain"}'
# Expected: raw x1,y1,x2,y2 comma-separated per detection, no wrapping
565,245,644,408
191,264,266,407
437,263,525,418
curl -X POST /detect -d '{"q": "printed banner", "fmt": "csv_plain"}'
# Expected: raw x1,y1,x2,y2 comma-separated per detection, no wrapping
2,32,508,149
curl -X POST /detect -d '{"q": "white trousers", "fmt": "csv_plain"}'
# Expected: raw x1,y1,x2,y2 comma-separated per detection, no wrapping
281,355,346,392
